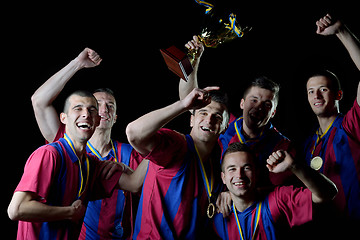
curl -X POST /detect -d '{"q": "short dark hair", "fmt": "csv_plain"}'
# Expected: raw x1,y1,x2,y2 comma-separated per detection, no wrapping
93,88,116,98
307,69,341,92
63,90,98,113
243,76,280,107
221,142,255,172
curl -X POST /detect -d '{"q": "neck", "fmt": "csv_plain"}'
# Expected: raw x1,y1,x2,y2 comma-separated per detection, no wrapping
317,114,337,135
66,134,88,160
232,192,256,212
232,193,255,212
242,122,263,139
191,135,217,162
88,128,112,157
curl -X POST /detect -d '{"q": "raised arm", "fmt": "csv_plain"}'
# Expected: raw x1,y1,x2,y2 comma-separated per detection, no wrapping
126,87,217,156
316,14,360,105
267,151,338,203
31,48,102,142
179,36,203,100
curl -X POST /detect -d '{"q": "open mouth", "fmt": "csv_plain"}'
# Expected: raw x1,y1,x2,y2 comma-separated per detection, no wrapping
100,115,110,121
200,126,214,132
77,122,91,129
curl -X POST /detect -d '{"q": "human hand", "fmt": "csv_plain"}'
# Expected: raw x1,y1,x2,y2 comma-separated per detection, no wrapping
216,191,232,218
316,14,343,36
70,199,86,223
181,86,219,111
101,161,134,180
266,150,293,173
75,48,102,68
185,35,204,65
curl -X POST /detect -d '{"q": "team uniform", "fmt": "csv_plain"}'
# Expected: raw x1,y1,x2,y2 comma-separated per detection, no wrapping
52,124,143,240
213,186,312,240
14,134,123,240
219,116,295,187
133,128,222,240
303,100,360,219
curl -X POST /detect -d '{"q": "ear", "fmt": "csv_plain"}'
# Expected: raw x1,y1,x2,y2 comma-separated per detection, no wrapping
190,114,194,128
336,90,343,101
240,99,245,110
60,112,67,124
270,108,277,118
221,171,226,184
114,114,118,124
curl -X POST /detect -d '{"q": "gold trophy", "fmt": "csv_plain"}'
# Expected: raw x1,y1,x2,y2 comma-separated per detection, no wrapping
160,1,250,81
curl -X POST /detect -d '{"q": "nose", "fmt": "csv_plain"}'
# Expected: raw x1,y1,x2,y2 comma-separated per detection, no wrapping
81,108,91,118
314,90,323,99
99,103,109,114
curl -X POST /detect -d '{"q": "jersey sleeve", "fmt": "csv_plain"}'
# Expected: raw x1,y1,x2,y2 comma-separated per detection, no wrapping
144,128,187,168
342,100,360,143
268,186,312,227
14,145,59,202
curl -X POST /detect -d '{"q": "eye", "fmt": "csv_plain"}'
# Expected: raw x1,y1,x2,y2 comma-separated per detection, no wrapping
320,87,328,92
244,165,252,171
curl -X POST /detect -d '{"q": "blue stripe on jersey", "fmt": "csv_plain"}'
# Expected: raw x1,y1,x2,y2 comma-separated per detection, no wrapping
133,165,149,240
333,124,360,218
159,155,190,240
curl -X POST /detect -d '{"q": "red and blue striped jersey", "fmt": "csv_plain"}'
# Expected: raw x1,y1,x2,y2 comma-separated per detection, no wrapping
133,129,222,239
14,137,123,240
213,186,312,240
303,100,360,220
52,124,144,239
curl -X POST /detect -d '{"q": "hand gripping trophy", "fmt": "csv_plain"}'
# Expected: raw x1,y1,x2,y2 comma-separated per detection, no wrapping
161,0,251,81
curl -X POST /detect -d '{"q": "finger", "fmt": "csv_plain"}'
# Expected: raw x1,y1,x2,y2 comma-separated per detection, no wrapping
203,86,220,92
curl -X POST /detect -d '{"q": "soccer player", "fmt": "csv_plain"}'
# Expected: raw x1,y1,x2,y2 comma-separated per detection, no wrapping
31,48,147,239
303,14,360,221
126,87,229,239
180,37,296,216
8,90,148,239
213,142,337,240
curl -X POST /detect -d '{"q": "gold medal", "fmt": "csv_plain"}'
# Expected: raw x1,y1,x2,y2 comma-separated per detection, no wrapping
207,202,215,218
310,156,323,170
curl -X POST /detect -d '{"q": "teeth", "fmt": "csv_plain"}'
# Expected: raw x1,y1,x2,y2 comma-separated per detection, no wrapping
201,126,212,132
77,123,91,129
234,182,244,186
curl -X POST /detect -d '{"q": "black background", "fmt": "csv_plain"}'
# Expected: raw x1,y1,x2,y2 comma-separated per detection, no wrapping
3,1,359,236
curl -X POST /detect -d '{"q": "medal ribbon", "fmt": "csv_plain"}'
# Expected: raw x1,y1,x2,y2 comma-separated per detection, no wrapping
64,133,90,198
87,139,118,162
194,0,214,14
234,117,266,146
233,201,262,240
194,144,213,200
310,117,337,158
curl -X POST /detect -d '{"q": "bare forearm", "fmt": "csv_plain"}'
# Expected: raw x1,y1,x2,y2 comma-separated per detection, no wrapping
31,59,83,107
179,63,199,100
9,198,74,222
337,25,360,70
290,163,337,203
126,100,187,155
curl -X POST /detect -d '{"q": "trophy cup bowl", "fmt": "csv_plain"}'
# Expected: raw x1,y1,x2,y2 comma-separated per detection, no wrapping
160,3,250,81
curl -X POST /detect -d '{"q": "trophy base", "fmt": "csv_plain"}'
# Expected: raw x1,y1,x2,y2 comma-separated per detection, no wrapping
160,46,193,81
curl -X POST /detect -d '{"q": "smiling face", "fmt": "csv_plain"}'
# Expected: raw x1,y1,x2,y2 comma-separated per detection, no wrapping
240,86,277,130
60,94,100,144
221,151,257,199
190,100,228,144
93,91,117,130
306,76,342,118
